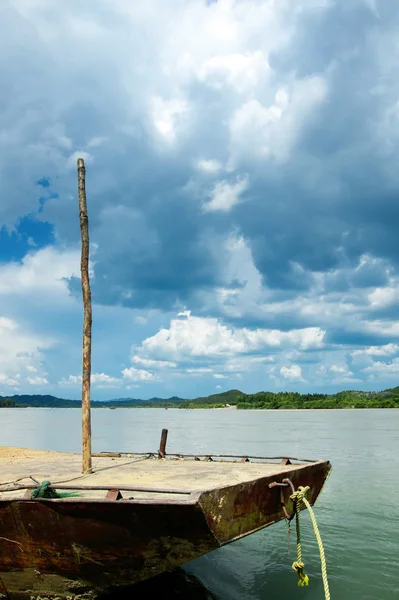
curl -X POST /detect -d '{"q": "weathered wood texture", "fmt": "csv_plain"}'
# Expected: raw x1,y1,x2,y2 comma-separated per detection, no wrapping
77,157,92,474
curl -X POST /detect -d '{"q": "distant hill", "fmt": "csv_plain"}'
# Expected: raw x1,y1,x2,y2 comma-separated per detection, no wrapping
180,389,244,408
1,386,398,409
0,394,184,408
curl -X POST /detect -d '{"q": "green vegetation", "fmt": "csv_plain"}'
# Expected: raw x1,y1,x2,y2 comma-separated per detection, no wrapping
0,398,16,407
0,387,398,409
180,389,243,409
235,389,399,410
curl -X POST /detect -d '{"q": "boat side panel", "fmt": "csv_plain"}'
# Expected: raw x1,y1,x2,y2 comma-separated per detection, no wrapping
198,460,331,544
0,499,219,597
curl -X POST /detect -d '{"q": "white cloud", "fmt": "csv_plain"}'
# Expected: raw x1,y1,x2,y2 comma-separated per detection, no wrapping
280,364,304,382
203,176,249,212
0,316,52,390
140,311,324,361
122,367,154,382
151,96,188,142
131,355,176,369
363,359,399,377
91,373,120,385
331,365,352,375
196,159,222,174
197,51,270,92
61,375,82,386
27,376,49,385
365,320,399,337
0,247,79,298
352,344,399,357
0,373,21,388
60,373,120,386
213,373,227,379
229,77,327,165
368,285,399,308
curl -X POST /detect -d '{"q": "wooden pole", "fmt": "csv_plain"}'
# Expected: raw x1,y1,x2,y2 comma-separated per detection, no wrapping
158,429,168,458
77,157,92,474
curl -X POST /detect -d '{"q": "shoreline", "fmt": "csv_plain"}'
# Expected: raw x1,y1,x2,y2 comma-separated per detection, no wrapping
1,406,398,411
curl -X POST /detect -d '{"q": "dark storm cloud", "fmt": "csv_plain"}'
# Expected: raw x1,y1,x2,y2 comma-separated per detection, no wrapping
3,0,399,331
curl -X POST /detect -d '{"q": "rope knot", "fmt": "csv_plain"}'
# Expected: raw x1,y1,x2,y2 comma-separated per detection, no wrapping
292,560,309,587
290,485,310,505
30,481,80,499
31,480,59,499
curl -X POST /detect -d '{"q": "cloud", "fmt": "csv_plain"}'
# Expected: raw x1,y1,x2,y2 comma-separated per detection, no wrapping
203,176,249,212
131,356,177,369
2,1,399,396
351,343,399,357
151,96,188,143
197,51,270,92
0,316,53,390
0,0,341,311
60,373,121,387
91,373,120,386
363,359,399,377
122,367,155,382
0,247,80,298
280,364,304,382
139,311,325,362
330,365,352,374
27,376,49,386
196,159,222,174
228,77,327,166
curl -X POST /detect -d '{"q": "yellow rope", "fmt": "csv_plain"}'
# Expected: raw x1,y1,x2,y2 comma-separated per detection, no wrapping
290,485,331,600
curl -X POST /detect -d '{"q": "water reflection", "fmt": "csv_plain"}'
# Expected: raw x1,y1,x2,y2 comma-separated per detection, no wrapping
2,408,398,599
100,568,219,599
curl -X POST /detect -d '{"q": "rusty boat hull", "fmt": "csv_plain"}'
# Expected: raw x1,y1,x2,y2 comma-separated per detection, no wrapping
0,449,331,599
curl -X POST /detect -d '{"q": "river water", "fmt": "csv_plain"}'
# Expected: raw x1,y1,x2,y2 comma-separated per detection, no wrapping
1,407,398,599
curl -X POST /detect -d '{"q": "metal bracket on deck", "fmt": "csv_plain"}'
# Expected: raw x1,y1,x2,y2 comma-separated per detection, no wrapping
105,489,122,501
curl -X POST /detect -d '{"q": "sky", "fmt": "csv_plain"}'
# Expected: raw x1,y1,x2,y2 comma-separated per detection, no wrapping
1,0,399,400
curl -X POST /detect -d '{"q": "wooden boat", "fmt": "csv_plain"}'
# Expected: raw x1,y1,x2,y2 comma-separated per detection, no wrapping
0,445,331,599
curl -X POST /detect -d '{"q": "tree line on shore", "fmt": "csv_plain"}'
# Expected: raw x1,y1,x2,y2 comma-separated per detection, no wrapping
1,387,399,409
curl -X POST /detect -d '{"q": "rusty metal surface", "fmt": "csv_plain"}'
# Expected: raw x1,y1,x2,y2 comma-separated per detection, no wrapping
0,458,331,599
0,499,219,598
199,460,331,544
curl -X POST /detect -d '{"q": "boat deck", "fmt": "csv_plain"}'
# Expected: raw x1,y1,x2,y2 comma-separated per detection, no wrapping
0,446,317,502
0,446,331,598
